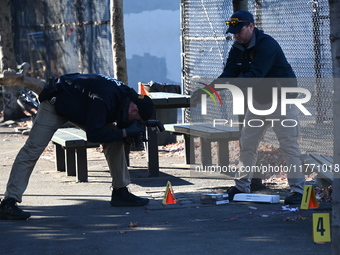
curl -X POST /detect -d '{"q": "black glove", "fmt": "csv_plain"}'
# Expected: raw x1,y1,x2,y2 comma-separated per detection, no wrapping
124,121,144,138
190,89,205,106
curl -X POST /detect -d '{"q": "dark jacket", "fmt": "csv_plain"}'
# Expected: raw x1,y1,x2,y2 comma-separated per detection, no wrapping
218,27,297,104
54,73,131,143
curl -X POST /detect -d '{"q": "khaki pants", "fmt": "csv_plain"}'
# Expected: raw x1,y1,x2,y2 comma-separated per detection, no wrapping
4,101,130,203
234,102,305,194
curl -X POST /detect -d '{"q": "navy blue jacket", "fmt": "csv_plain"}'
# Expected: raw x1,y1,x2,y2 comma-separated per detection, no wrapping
218,28,297,104
54,73,131,143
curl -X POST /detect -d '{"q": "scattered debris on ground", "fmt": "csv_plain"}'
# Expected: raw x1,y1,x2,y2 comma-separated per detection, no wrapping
1,115,333,202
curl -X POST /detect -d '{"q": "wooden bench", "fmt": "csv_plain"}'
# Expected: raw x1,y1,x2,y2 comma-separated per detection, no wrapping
51,128,101,182
299,153,334,187
164,123,240,167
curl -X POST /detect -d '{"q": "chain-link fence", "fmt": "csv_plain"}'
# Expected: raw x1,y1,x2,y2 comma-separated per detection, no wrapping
181,0,333,155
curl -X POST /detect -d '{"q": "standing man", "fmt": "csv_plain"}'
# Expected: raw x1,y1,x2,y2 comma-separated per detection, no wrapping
0,73,154,220
193,11,305,204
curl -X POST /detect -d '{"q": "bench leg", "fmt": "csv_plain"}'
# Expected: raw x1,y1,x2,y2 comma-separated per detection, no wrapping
183,134,195,164
65,148,76,176
218,139,230,167
76,148,88,182
201,138,212,166
54,143,66,172
146,126,159,177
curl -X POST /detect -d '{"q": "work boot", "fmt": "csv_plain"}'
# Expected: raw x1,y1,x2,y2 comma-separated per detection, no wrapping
250,178,267,192
227,186,244,201
110,187,149,207
0,198,31,220
284,192,303,205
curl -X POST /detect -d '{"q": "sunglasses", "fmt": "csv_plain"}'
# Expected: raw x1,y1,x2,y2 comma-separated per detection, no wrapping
225,18,251,26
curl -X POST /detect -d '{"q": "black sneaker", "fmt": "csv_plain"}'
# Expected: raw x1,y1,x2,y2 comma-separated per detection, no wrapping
284,192,303,205
110,187,149,207
0,198,31,220
227,186,244,201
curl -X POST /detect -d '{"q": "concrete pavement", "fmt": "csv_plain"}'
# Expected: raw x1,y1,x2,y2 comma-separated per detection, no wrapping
0,124,331,255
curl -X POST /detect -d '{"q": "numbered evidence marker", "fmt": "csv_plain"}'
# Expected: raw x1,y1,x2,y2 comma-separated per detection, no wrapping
300,185,319,210
313,213,331,244
162,181,177,204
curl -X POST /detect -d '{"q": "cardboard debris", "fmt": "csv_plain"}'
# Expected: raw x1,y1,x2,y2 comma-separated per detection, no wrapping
233,194,280,203
202,200,229,205
200,193,229,205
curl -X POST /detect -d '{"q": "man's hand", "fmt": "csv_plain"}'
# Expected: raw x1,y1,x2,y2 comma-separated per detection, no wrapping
124,121,144,138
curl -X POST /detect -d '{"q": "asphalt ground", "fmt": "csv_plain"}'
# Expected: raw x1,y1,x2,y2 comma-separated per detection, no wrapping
0,124,332,255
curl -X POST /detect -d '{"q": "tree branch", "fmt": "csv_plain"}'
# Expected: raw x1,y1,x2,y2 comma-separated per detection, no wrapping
0,74,45,94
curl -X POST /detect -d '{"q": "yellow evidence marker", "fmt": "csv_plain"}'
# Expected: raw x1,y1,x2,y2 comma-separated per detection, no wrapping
312,213,331,244
300,185,319,210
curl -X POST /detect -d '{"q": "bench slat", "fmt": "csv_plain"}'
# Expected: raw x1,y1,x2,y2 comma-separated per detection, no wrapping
164,123,240,140
51,128,101,182
310,153,333,166
320,154,334,164
52,128,100,148
52,137,85,147
299,154,320,173
164,123,239,167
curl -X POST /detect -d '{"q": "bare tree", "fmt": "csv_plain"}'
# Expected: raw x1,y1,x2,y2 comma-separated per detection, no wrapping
110,0,128,84
329,1,340,253
0,0,26,120
0,0,15,72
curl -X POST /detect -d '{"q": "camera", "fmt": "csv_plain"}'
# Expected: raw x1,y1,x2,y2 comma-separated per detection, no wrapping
124,120,165,149
144,120,165,132
141,120,165,142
